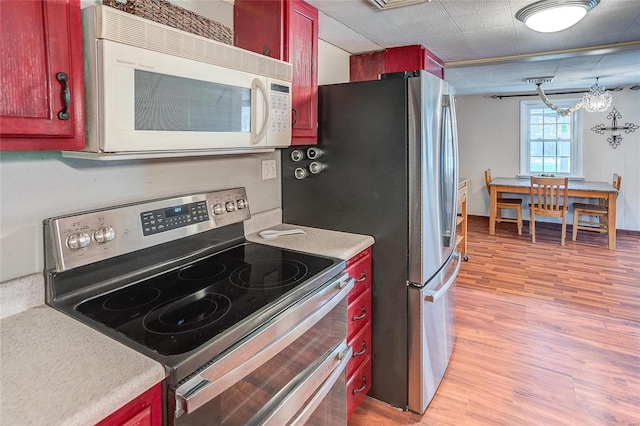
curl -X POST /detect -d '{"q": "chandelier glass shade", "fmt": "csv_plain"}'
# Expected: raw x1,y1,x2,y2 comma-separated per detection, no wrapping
516,0,600,33
582,78,612,113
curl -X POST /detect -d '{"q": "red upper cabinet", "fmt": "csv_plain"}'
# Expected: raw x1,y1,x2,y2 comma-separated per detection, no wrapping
234,0,318,145
350,44,444,82
0,0,85,151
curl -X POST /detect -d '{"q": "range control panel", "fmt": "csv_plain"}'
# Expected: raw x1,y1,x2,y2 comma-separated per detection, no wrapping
45,188,251,272
141,200,209,236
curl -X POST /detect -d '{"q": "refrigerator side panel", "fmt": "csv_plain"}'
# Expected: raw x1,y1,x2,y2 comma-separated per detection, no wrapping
282,79,411,409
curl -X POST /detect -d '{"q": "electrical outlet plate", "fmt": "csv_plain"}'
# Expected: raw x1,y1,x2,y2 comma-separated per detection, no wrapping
262,160,277,180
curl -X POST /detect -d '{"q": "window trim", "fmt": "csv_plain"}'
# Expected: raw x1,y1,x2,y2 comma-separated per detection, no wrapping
519,99,584,178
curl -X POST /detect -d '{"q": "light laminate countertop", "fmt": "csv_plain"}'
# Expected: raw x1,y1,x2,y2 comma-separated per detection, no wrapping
0,305,165,425
246,223,374,260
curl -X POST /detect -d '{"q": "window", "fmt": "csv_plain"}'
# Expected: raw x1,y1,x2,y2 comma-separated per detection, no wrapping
520,99,583,177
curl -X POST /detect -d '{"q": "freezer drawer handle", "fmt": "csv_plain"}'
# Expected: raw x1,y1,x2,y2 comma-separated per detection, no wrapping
353,377,367,394
352,307,367,321
353,341,367,356
354,272,367,282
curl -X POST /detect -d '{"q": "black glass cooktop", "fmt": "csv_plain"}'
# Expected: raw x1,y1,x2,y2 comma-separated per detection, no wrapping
76,243,334,356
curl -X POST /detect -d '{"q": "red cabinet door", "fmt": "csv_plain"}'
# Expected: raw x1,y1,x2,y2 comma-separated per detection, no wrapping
0,0,85,150
233,0,283,59
285,0,318,145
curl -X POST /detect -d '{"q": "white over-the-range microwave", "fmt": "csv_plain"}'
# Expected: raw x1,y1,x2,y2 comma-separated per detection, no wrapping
63,5,292,160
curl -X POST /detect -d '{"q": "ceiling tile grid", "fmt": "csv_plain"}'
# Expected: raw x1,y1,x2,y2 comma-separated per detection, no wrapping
308,0,640,95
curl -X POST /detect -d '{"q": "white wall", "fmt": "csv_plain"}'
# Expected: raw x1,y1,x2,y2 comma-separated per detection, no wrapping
318,39,350,85
457,89,640,231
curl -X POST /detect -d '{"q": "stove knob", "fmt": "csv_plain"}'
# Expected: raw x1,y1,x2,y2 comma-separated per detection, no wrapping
213,203,226,215
225,201,237,212
237,199,248,210
94,226,115,243
66,232,91,250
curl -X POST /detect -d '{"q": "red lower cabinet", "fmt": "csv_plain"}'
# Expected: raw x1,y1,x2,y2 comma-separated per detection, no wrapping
347,356,372,418
345,247,372,418
95,383,162,426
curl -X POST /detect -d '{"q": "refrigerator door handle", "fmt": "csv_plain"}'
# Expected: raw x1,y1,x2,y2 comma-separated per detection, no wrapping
424,253,461,302
440,94,459,248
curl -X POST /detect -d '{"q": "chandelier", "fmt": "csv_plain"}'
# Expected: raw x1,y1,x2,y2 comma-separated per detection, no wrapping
582,78,612,113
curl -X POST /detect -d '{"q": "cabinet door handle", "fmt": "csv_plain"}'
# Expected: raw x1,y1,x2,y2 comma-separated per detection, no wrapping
352,307,367,321
354,272,367,283
56,72,70,120
353,341,367,357
292,107,298,127
353,377,367,394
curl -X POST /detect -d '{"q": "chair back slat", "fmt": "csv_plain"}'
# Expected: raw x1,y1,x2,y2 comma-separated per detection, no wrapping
530,177,569,213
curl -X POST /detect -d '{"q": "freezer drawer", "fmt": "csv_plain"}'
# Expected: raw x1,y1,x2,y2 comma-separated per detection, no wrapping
407,252,461,414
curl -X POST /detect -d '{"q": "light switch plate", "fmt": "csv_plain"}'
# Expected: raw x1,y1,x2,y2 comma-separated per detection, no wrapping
262,159,277,180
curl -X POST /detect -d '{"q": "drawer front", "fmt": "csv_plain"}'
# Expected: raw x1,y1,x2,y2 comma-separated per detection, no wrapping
347,321,371,378
347,356,372,418
346,252,372,302
346,247,371,267
348,288,371,340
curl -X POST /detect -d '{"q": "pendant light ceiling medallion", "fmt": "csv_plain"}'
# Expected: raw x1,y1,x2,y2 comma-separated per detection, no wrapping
516,0,600,33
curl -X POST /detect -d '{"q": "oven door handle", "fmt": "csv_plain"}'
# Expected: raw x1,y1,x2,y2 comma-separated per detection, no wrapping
257,341,352,426
175,273,354,417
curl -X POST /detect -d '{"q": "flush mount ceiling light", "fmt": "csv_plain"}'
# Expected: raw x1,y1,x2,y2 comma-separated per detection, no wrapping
516,0,600,33
582,77,612,112
368,0,430,10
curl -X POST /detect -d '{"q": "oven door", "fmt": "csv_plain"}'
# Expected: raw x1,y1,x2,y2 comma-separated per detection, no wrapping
173,273,353,425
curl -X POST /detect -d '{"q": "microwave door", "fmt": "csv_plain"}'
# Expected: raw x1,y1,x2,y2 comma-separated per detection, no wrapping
99,40,273,152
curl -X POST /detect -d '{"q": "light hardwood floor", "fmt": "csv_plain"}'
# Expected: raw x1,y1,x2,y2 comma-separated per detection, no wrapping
349,216,640,426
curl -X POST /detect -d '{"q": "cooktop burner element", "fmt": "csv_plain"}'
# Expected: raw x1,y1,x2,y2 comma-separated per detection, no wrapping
143,292,232,334
103,288,161,311
230,259,309,289
75,243,334,356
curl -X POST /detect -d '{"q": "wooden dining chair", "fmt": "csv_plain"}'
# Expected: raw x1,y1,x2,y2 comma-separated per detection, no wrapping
484,169,523,235
529,177,569,245
572,173,621,241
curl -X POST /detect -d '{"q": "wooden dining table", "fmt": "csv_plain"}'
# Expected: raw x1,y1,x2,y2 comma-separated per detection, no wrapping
489,177,619,249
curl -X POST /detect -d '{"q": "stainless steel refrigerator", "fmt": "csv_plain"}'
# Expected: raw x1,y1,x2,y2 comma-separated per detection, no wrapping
281,70,460,413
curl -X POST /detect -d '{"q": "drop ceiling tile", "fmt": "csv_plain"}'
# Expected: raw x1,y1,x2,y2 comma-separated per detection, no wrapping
452,8,514,32
386,1,450,25
439,0,510,17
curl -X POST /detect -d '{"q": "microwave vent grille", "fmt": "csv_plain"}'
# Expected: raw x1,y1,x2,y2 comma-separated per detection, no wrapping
94,5,292,82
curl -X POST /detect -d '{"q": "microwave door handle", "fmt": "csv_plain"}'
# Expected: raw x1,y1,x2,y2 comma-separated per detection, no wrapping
251,78,270,145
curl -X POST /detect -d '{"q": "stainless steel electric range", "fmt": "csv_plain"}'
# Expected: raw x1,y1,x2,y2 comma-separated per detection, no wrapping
44,188,354,425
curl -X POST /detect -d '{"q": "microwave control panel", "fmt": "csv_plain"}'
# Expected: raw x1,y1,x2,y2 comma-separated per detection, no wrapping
269,83,290,134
